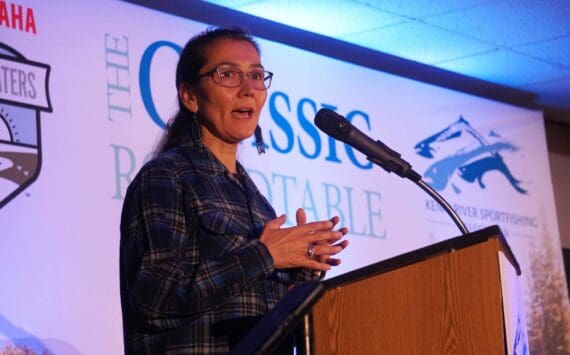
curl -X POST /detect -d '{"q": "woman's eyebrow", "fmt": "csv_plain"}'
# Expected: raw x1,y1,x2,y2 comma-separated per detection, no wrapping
215,61,265,69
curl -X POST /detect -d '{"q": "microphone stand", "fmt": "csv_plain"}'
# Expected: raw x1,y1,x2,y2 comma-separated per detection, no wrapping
367,155,469,236
414,179,469,236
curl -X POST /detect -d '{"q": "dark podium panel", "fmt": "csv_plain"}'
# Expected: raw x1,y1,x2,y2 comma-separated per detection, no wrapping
310,225,521,354
229,281,324,355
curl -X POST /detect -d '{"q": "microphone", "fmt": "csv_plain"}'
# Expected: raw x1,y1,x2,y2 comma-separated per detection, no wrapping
314,108,469,235
314,108,421,181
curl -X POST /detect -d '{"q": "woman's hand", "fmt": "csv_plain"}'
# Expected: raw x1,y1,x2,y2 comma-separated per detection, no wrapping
295,208,349,267
260,213,347,271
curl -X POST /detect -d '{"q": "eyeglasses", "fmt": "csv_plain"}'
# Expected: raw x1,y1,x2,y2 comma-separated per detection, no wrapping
198,66,273,90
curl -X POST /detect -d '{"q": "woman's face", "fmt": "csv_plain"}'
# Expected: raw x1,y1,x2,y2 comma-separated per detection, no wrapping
183,38,268,148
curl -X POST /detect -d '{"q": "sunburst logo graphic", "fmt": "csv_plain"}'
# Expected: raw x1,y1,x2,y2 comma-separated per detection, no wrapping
0,43,52,209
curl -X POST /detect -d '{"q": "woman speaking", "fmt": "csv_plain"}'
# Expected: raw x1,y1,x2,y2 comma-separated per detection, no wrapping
120,27,348,354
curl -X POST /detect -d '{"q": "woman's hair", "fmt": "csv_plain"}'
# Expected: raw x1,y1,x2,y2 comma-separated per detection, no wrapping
154,27,260,156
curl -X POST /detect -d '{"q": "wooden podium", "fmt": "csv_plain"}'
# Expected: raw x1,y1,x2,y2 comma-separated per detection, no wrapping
231,226,525,354
308,225,522,355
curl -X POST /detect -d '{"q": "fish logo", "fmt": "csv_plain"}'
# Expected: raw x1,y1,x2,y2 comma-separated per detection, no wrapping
414,116,527,195
0,43,52,209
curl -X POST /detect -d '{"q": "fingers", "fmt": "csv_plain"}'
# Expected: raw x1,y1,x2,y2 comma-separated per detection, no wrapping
308,229,344,245
311,243,344,256
335,239,350,249
329,215,340,228
295,220,334,234
301,216,348,236
325,258,342,266
303,258,332,272
296,208,307,226
310,227,349,247
265,214,287,230
312,239,349,257
263,212,349,272
293,214,346,234
313,239,349,267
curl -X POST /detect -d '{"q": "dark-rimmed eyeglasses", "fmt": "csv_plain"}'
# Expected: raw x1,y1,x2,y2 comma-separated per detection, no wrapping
198,66,273,90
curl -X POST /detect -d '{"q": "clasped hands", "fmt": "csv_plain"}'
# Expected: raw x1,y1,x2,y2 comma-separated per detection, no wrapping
260,208,349,272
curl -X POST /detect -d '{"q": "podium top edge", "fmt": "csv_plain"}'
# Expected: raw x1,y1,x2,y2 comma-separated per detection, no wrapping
324,225,521,288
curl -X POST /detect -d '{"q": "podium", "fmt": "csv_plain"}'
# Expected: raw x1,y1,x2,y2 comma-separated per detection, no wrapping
309,225,523,354
232,226,526,354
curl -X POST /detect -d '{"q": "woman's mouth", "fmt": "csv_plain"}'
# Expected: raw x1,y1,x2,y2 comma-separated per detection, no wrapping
232,107,254,119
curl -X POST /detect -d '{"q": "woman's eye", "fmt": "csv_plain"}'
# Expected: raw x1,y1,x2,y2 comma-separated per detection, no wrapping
219,70,234,79
249,71,264,81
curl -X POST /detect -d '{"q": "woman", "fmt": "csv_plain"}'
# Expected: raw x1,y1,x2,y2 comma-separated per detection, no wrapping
120,27,348,354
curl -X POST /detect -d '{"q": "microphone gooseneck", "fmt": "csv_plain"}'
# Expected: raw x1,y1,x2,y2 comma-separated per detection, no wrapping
314,108,469,236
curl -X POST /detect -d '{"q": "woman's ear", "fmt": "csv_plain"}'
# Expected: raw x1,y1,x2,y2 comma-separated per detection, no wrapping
179,83,199,113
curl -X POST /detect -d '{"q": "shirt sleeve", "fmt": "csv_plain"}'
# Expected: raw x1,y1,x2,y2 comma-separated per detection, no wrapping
295,268,325,282
120,159,275,331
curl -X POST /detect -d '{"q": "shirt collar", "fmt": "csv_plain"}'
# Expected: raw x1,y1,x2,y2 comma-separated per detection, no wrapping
177,124,247,180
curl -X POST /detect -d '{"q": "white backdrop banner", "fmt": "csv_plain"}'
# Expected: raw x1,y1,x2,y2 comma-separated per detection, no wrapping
1,1,568,354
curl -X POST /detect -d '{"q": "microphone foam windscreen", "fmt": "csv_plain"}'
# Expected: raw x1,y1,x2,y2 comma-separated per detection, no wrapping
314,109,352,141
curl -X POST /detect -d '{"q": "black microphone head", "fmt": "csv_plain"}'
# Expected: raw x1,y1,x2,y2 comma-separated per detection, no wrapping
314,109,352,142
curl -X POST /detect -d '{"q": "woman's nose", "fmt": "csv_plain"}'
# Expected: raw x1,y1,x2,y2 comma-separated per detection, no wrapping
238,76,255,96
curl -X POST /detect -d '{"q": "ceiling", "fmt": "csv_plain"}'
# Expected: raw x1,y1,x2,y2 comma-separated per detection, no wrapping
200,0,570,124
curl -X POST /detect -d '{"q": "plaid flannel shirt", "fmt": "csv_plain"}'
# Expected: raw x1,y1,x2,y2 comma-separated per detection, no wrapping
120,130,316,354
